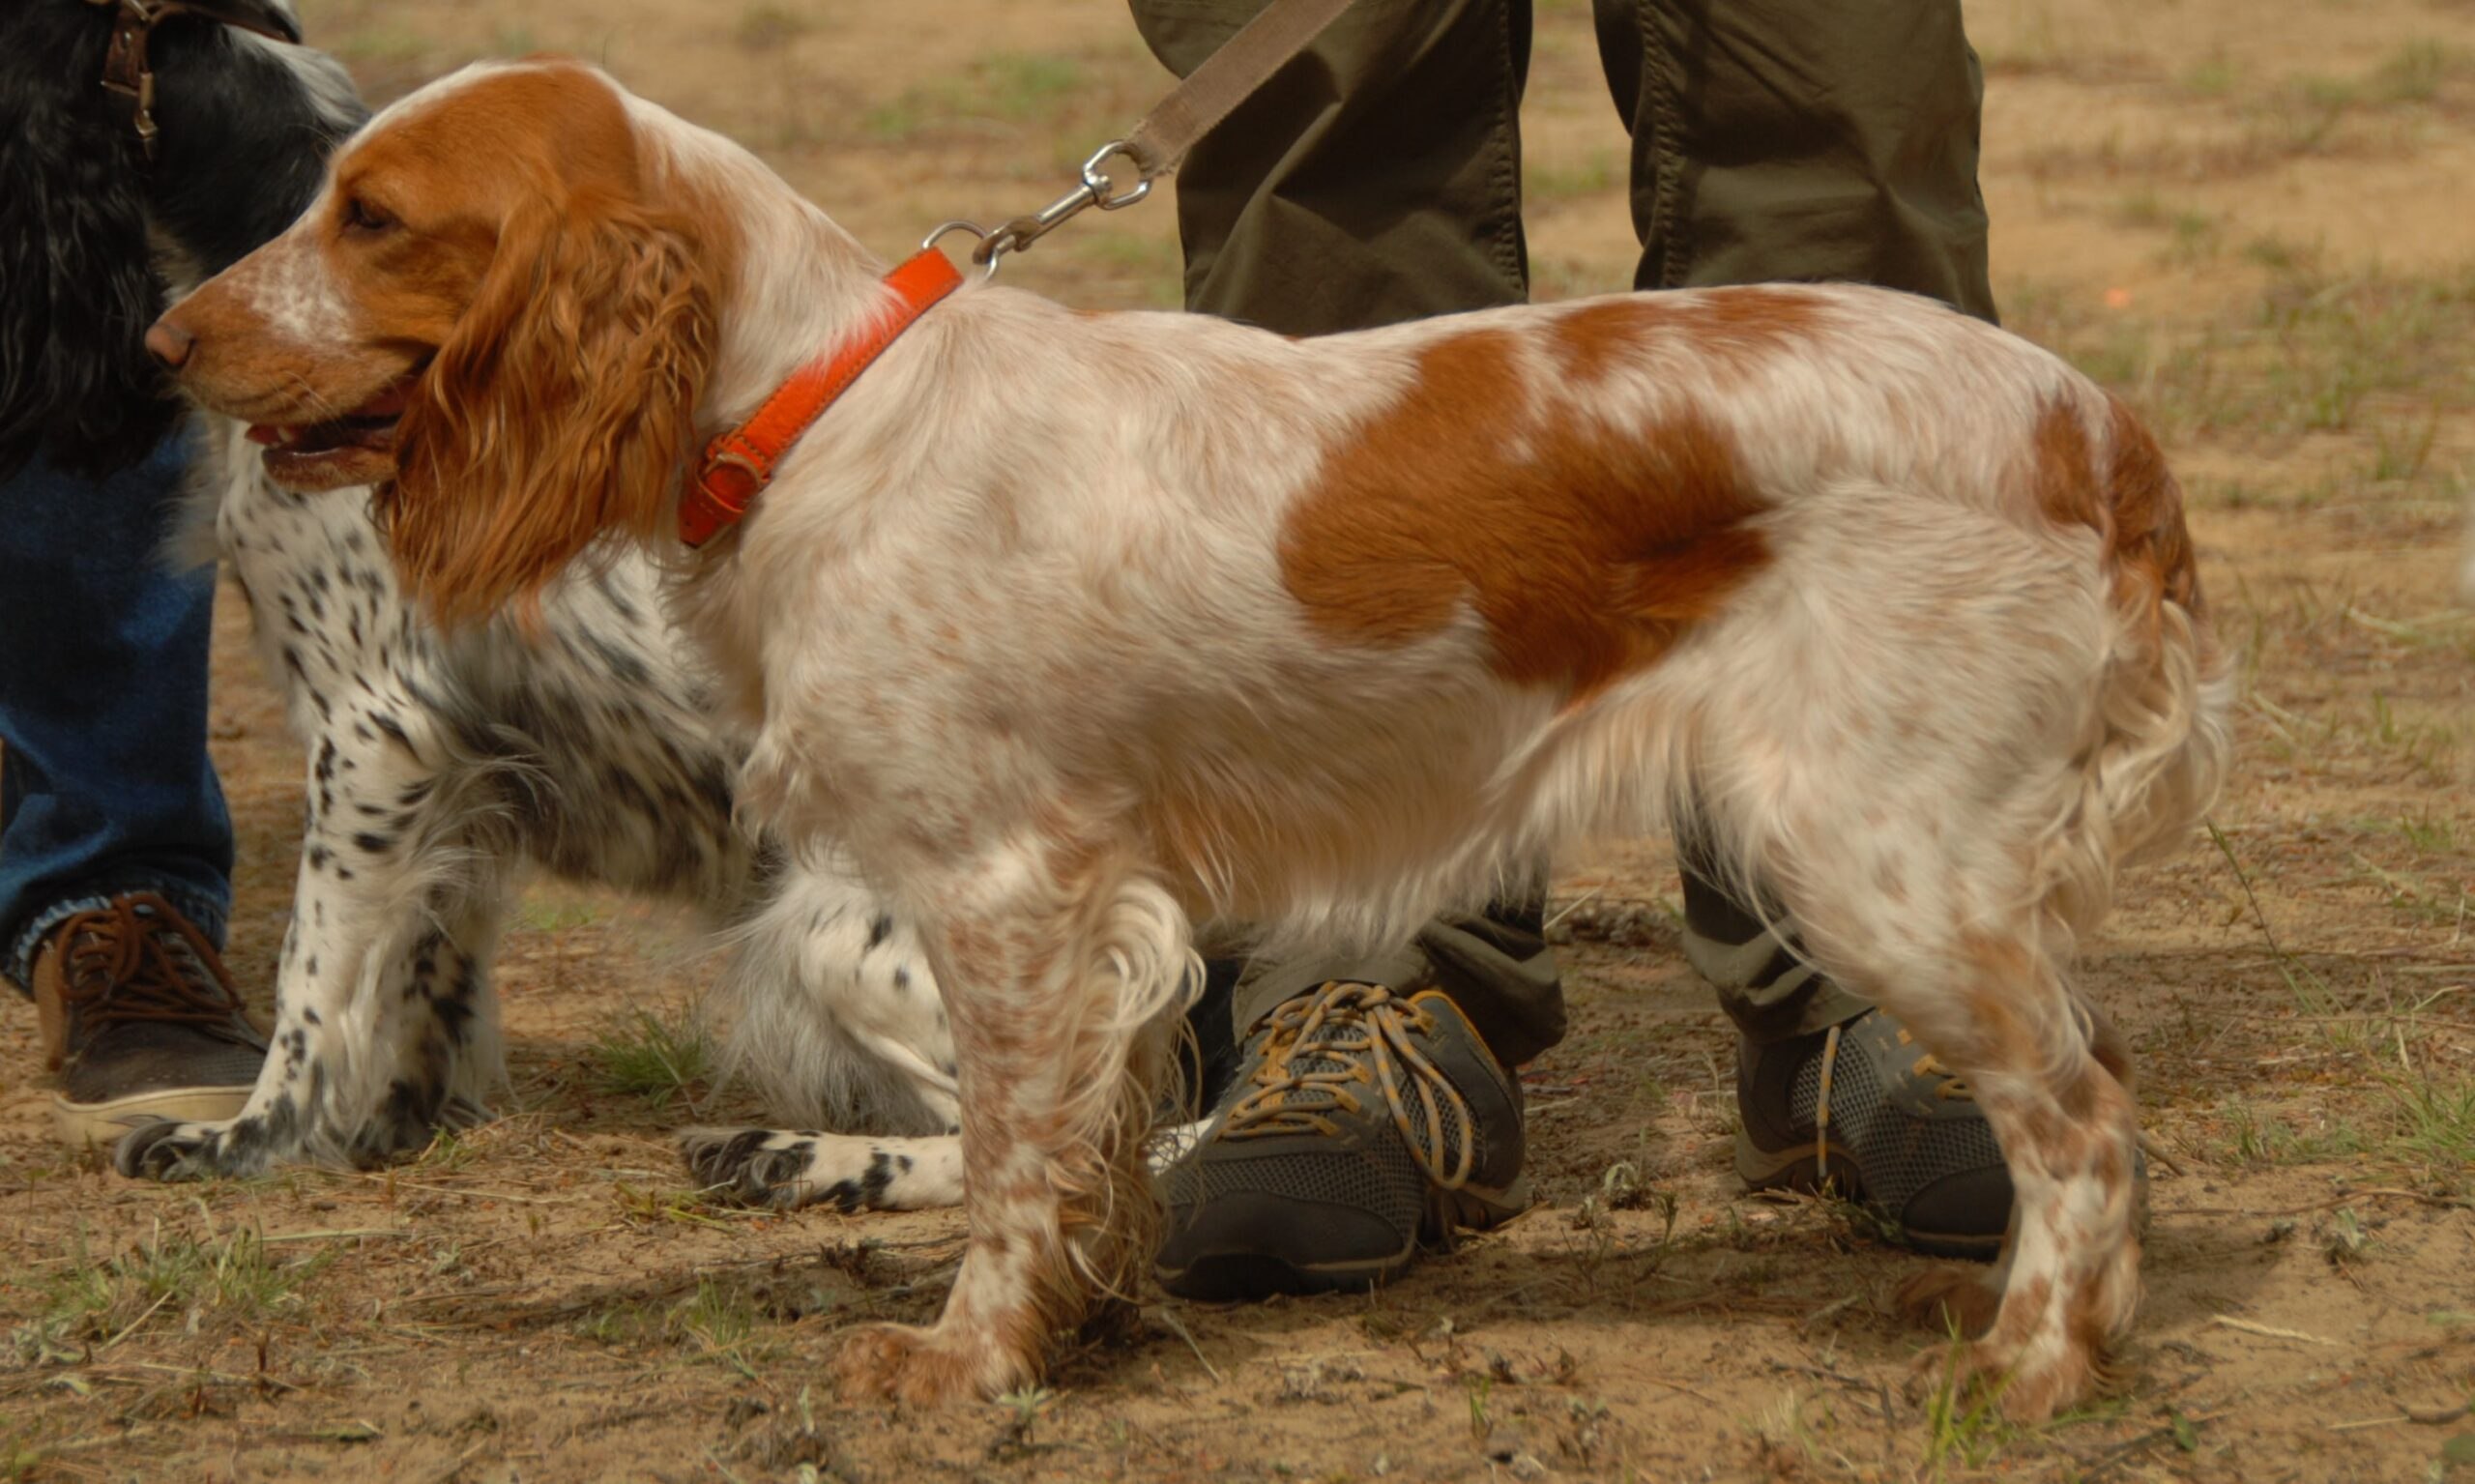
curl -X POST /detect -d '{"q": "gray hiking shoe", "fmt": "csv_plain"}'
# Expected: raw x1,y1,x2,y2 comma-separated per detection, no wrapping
1155,980,1531,1299
1734,1008,2011,1259
30,893,267,1149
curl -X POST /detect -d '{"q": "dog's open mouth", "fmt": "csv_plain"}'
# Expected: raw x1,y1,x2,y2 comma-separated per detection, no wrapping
247,380,415,491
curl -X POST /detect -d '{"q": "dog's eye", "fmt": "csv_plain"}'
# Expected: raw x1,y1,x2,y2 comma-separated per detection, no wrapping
342,196,396,235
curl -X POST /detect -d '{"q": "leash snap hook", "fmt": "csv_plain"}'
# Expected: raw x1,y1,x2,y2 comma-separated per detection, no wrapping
1079,139,1151,212
969,139,1154,267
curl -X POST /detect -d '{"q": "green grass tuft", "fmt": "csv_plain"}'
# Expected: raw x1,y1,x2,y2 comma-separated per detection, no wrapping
590,1002,713,1108
12,1220,331,1365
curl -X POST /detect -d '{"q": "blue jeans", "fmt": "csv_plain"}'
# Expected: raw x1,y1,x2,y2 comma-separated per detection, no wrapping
0,432,232,990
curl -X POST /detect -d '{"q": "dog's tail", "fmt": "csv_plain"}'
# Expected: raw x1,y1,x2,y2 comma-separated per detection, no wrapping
709,853,962,1138
2037,395,2234,941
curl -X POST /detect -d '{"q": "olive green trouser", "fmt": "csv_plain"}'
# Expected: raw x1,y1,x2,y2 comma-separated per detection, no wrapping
1131,0,1998,1063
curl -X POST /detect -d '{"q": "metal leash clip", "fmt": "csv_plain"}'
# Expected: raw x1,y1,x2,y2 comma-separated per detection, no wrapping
965,141,1152,271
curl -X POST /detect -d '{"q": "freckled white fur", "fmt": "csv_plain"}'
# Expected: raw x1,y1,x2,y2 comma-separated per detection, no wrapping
219,62,2235,1418
598,67,2228,1412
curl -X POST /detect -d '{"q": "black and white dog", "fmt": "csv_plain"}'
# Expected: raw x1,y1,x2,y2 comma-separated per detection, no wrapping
2,0,965,1208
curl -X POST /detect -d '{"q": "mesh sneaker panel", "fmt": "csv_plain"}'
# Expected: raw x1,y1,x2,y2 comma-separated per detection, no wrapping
1186,1140,1429,1234
1781,1026,2001,1220
1271,1021,1369,1112
1405,1077,1472,1176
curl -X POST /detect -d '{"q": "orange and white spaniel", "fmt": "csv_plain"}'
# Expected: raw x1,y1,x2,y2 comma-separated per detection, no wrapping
153,59,2231,1418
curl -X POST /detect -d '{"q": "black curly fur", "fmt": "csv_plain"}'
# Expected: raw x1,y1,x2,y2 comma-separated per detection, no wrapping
0,0,364,480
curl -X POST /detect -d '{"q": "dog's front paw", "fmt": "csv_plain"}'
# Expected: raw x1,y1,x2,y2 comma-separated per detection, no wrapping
344,1091,490,1169
1896,1264,2002,1339
682,1127,814,1208
833,1322,1032,1407
114,1118,267,1181
1905,1332,2111,1424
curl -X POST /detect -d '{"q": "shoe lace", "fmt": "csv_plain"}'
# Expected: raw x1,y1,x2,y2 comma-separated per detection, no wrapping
1218,980,1478,1192
1916,1055,1973,1100
55,893,248,1037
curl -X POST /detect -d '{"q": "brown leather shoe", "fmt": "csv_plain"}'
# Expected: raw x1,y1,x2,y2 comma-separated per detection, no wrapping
30,893,267,1149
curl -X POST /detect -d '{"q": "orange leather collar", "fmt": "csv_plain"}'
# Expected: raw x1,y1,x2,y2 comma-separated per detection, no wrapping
679,248,966,548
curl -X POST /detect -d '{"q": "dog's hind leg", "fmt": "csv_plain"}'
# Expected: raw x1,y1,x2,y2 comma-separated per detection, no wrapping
708,855,960,1136
1743,815,2140,1419
831,838,1196,1406
1716,758,2142,1423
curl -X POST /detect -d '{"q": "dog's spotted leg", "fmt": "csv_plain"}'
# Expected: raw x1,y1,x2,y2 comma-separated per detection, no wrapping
340,887,508,1164
1806,900,2140,1421
118,686,478,1179
1900,1003,2140,1350
680,1128,964,1209
713,856,962,1136
831,843,1194,1406
679,1118,1203,1213
1903,968,2140,1422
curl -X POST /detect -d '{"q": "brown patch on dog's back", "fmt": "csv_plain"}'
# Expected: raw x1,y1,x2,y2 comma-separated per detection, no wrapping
1279,327,1773,699
2028,399,2102,534
1548,289,1822,384
1549,300,1664,384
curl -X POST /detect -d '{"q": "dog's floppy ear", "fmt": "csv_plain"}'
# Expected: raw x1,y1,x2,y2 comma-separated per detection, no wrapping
386,191,716,628
0,7,177,480
174,0,303,44
145,8,364,275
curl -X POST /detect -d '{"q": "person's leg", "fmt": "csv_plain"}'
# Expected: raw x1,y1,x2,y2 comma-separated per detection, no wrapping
1592,0,1995,313
1133,0,1532,332
1595,0,2012,1254
0,432,263,1148
1132,0,1563,1295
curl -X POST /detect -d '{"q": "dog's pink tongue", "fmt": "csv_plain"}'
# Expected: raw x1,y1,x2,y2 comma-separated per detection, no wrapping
246,424,281,446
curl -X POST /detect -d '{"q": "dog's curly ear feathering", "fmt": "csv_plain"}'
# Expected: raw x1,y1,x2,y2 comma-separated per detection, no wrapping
160,56,2233,1422
382,189,719,628
1,3,183,479
0,0,355,480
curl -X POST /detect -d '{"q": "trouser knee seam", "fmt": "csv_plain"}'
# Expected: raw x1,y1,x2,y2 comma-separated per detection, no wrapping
1487,0,1529,297
1635,2,1691,287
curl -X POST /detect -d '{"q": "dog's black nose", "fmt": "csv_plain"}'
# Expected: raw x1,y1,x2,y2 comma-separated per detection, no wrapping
144,320,195,369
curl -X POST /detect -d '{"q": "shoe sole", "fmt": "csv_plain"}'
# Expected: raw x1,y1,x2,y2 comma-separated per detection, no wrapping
54,1086,251,1151
1735,1134,2003,1262
1156,1177,1533,1300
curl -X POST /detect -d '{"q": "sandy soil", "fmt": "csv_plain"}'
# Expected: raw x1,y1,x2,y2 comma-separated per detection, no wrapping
6,0,2473,1479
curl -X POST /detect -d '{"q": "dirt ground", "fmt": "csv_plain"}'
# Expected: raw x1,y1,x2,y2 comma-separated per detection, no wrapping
7,0,2475,1479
